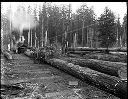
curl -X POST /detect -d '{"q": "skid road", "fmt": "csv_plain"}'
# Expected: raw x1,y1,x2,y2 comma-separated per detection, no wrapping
1,54,119,99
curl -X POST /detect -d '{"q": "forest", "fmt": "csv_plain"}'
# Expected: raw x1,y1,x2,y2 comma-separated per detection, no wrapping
1,2,127,50
1,3,127,99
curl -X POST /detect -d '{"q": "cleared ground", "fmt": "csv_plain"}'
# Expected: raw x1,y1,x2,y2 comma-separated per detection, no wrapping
1,53,119,99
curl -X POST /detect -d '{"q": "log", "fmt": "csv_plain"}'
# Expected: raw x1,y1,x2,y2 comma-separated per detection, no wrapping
61,57,127,80
3,51,13,60
83,52,127,63
47,58,127,99
67,47,127,52
1,84,24,95
68,50,127,55
24,50,127,80
25,50,127,80
68,52,127,63
24,50,127,98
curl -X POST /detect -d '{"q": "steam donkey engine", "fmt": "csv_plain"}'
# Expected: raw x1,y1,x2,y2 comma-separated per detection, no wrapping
17,36,28,54
12,35,27,54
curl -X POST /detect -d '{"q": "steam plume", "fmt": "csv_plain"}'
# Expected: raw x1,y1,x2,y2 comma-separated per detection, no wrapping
6,5,38,36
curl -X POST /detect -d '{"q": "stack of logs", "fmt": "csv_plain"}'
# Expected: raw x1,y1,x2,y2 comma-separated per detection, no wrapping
23,47,127,99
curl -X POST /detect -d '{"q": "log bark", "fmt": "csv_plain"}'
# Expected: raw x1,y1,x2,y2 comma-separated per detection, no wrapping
67,52,127,63
83,52,127,63
47,58,127,99
24,50,127,80
3,51,13,60
24,49,127,80
24,50,127,98
61,57,127,80
1,84,24,96
67,47,127,52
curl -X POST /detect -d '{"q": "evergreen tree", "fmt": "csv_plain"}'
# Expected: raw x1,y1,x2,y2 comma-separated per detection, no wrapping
76,3,96,47
38,3,48,47
33,4,38,47
122,14,127,47
1,14,12,49
115,16,123,47
98,7,116,48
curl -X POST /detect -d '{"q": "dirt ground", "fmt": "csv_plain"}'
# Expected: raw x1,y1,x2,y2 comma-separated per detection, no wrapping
1,53,119,99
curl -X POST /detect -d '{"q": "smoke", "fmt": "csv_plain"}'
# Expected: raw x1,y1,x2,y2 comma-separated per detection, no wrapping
6,5,38,36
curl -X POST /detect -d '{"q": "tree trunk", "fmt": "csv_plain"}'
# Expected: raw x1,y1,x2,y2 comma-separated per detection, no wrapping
47,58,127,99
83,52,127,63
3,51,13,60
60,57,127,80
67,52,127,63
23,50,127,99
67,47,127,52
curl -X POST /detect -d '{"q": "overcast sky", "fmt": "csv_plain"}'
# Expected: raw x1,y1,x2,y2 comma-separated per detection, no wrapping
52,2,127,24
1,2,127,24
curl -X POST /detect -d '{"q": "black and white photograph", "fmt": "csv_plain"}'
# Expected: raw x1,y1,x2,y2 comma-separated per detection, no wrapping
1,2,127,99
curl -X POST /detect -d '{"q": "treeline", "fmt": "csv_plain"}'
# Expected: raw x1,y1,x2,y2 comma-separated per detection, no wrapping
1,2,127,50
32,3,127,48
